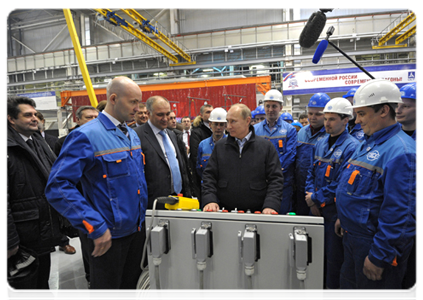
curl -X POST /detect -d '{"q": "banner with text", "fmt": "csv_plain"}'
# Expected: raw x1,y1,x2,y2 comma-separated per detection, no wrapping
17,91,58,110
283,64,416,95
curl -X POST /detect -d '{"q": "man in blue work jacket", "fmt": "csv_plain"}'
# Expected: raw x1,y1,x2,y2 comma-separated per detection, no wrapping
45,76,148,289
295,93,330,215
343,88,365,142
254,89,297,214
397,82,416,140
196,107,227,180
305,97,359,289
335,79,416,289
396,81,416,289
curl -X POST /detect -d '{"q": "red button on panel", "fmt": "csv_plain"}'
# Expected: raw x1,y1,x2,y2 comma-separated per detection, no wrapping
238,210,245,213
254,211,261,214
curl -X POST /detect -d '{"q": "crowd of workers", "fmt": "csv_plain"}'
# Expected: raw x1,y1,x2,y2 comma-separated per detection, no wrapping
7,76,416,290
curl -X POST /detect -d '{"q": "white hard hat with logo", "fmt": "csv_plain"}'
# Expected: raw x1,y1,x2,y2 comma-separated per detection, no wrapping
208,107,227,122
263,89,283,104
352,79,403,108
323,97,354,119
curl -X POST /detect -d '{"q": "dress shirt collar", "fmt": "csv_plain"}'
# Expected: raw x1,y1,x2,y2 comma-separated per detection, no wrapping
148,119,166,136
102,111,123,127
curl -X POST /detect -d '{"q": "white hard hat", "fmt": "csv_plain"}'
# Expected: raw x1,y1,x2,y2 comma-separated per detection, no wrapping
208,107,227,122
263,89,283,104
352,79,403,108
323,97,354,119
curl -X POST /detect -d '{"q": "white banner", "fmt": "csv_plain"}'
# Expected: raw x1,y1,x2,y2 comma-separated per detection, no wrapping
17,91,58,110
283,64,416,95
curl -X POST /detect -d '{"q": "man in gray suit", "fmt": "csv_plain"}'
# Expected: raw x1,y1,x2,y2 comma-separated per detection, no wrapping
134,96,192,210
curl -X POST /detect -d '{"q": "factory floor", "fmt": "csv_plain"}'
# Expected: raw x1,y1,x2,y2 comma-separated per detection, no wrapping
5,238,90,300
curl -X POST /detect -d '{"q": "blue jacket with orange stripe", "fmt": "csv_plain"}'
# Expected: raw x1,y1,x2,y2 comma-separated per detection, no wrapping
45,112,148,240
305,129,359,219
196,134,227,179
336,123,416,268
295,124,328,192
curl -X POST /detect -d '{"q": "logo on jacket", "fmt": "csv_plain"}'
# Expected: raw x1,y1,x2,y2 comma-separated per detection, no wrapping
367,150,380,161
356,131,364,139
279,129,287,134
333,149,343,158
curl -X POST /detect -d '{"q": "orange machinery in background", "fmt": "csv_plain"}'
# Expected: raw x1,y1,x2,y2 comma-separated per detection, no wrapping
60,76,271,120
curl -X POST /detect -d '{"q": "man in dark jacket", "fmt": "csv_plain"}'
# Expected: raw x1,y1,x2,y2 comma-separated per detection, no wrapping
202,104,284,213
189,104,213,199
7,96,63,289
135,96,192,210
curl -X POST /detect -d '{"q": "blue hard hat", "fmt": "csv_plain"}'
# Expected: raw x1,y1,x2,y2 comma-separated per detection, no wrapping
281,112,294,122
255,105,265,115
400,82,416,100
291,121,303,128
251,109,257,118
308,93,331,108
343,88,358,99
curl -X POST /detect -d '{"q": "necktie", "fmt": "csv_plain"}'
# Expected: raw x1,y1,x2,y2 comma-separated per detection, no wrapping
117,124,128,136
159,130,182,194
26,138,36,152
186,130,190,146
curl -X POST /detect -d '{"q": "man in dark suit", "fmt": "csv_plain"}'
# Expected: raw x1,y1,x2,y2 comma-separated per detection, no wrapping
134,96,192,210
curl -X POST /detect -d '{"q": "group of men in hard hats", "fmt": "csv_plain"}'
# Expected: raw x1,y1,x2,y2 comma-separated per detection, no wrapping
199,79,416,289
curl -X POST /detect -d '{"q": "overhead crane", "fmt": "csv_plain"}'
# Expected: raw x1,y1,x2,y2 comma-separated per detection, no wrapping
94,9,195,66
372,11,416,49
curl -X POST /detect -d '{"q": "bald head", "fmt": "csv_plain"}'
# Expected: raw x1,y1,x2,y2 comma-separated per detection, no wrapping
104,76,142,123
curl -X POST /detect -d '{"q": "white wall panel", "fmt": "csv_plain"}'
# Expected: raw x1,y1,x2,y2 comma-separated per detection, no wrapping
225,30,241,46
122,43,133,57
15,57,25,71
109,44,122,59
97,46,109,61
26,56,35,70
242,28,256,44
44,53,55,67
86,47,98,62
54,52,65,66
356,16,375,33
197,33,212,49
211,32,225,48
34,54,44,69
257,26,272,43
179,9,285,34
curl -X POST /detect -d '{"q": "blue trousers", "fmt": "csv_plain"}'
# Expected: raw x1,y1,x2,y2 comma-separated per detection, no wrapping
279,172,294,214
340,231,411,289
323,214,343,289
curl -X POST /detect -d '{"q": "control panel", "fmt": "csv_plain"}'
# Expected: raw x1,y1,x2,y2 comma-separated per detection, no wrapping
144,207,324,289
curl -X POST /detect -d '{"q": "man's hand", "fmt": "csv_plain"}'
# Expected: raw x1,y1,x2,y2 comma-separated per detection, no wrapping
305,192,314,207
92,229,112,257
363,256,384,281
334,218,344,237
262,208,277,215
7,245,19,259
203,203,220,212
309,204,321,216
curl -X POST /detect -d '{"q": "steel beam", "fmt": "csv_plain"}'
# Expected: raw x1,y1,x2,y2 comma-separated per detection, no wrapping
378,12,416,46
396,25,416,45
11,36,36,53
42,25,68,52
94,9,178,63
122,9,192,63
63,9,98,107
